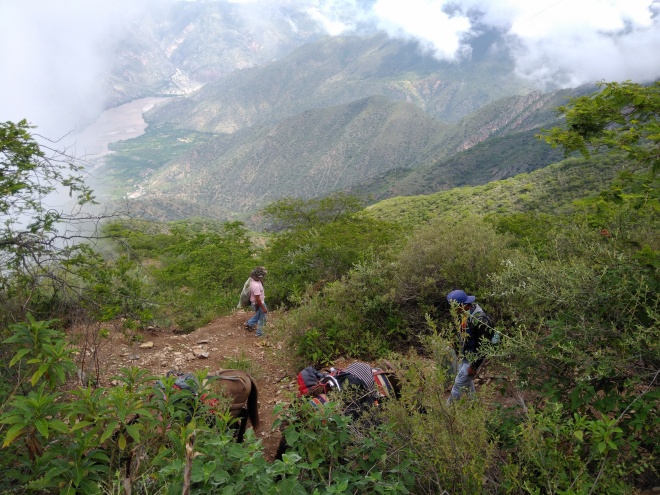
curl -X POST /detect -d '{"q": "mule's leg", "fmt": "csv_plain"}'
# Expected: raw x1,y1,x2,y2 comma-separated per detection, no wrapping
274,434,289,461
236,410,249,443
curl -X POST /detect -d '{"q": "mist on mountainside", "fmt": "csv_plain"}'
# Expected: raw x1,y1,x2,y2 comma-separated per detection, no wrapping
2,0,659,223
97,32,591,222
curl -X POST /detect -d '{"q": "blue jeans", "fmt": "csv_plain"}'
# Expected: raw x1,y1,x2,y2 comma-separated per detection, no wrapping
247,302,267,336
448,358,476,403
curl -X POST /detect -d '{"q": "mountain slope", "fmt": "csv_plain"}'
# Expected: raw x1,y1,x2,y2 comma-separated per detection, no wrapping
349,129,565,200
123,96,450,220
105,1,322,107
145,32,536,133
104,83,590,221
345,86,595,201
364,153,633,228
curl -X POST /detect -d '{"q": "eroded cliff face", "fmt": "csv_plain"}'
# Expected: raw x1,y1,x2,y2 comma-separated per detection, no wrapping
103,1,322,108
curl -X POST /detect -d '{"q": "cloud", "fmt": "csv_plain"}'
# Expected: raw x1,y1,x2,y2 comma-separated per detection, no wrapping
0,0,150,138
1,0,658,144
307,0,660,87
372,0,473,60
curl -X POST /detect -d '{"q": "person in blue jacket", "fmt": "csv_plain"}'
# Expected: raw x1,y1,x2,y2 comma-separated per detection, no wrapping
446,289,494,402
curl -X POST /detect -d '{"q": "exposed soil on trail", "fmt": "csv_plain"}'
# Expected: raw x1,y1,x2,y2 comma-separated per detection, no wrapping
82,311,508,463
88,310,294,460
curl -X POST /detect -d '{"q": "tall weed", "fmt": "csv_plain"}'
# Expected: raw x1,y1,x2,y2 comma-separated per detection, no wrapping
381,353,496,494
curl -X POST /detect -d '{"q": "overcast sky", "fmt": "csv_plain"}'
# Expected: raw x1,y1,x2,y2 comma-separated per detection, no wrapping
307,0,660,84
1,0,659,139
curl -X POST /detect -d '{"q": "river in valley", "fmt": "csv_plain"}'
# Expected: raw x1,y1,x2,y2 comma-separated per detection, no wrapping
67,96,170,164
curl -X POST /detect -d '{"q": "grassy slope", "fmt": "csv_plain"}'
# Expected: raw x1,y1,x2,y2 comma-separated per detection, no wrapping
364,153,631,228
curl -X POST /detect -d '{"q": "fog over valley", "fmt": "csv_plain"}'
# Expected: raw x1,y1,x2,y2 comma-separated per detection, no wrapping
2,0,659,140
1,0,659,221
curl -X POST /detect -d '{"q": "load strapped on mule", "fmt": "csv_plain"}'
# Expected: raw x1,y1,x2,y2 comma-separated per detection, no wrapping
275,361,401,460
296,361,400,417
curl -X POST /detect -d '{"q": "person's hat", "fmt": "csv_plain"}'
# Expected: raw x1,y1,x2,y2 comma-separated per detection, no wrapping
446,289,475,304
252,266,268,280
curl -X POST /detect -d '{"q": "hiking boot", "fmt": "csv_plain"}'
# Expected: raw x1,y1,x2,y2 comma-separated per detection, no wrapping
244,323,256,331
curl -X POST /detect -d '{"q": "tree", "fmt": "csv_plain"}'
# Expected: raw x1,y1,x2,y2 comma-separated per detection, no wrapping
540,81,660,173
0,120,115,321
262,192,364,231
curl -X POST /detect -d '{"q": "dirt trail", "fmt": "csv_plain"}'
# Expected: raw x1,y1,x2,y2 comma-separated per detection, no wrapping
92,310,293,459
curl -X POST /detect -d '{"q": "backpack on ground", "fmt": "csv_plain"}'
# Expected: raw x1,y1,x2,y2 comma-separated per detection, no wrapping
297,366,328,396
237,278,252,309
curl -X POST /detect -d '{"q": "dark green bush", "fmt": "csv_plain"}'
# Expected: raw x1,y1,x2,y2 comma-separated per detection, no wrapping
263,215,401,308
392,213,512,308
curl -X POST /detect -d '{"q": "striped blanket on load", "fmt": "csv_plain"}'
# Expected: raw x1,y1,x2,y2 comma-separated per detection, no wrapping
343,362,376,393
298,362,396,407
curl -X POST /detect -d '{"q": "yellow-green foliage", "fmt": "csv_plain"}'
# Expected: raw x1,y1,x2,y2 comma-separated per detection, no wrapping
382,353,495,494
393,213,512,304
365,154,633,228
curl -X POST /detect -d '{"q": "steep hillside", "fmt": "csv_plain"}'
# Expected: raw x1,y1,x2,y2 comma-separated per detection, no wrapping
436,85,595,154
104,1,322,107
346,86,594,200
118,96,450,221
102,84,590,221
99,31,592,223
349,129,565,200
364,153,633,227
145,32,536,133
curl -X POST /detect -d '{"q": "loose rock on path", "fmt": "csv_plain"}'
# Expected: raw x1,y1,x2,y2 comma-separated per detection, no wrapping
89,310,295,460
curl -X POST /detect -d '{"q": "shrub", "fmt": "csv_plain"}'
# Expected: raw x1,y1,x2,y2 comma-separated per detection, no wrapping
263,216,401,307
273,399,414,494
488,218,659,489
380,352,496,494
392,213,512,309
274,258,401,368
499,403,640,494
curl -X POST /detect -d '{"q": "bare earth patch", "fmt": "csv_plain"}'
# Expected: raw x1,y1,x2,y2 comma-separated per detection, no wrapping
90,310,294,460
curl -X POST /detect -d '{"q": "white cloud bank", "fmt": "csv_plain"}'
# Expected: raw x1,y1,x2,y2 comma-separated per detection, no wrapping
307,0,660,86
0,1,147,138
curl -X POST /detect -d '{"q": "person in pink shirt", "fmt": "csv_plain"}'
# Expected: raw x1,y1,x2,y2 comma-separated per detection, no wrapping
244,266,268,337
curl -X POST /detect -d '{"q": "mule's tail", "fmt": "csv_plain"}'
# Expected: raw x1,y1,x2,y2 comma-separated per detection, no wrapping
248,377,260,431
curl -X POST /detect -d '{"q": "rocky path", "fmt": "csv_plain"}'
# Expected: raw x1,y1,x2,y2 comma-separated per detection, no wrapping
92,310,294,459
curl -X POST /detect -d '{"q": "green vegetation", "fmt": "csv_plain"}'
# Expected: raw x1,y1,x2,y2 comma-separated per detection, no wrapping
365,152,640,228
103,218,258,332
1,81,658,493
541,80,660,173
104,40,584,224
261,194,402,308
91,123,213,199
